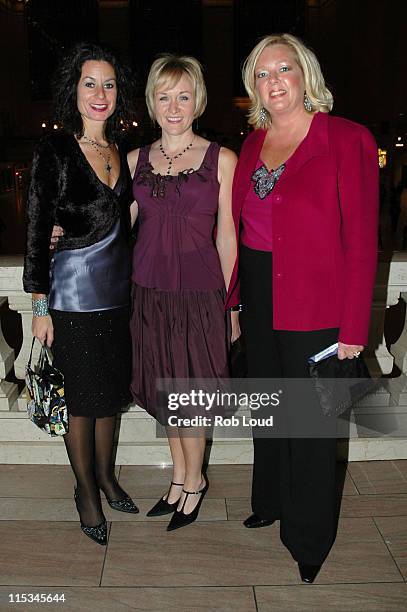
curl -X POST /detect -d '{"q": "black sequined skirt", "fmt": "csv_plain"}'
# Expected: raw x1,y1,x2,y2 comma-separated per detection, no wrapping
50,307,132,418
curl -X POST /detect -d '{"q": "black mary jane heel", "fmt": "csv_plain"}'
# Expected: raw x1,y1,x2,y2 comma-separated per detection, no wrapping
147,482,184,517
166,480,208,531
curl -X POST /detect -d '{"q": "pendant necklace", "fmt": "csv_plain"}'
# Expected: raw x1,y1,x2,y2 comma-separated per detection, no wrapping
159,138,194,175
82,134,112,173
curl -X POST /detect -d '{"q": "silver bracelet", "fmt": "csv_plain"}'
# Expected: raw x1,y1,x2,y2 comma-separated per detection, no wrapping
32,297,49,317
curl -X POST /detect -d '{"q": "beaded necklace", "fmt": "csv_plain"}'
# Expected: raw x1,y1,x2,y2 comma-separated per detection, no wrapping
82,134,112,173
159,138,194,175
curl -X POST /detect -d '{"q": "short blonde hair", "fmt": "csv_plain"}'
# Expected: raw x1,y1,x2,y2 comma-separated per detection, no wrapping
242,33,333,129
145,54,207,121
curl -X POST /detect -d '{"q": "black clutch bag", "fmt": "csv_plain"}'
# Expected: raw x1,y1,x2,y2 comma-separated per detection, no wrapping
308,353,376,417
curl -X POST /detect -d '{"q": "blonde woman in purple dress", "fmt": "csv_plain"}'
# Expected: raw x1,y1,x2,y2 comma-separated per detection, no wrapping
128,55,239,530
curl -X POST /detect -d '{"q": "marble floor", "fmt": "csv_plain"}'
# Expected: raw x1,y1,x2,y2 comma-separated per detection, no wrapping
0,461,406,611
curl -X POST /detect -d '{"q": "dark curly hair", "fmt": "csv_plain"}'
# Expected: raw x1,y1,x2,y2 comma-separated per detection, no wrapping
53,41,136,142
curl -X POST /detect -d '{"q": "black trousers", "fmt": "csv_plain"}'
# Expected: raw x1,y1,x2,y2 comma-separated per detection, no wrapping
240,245,339,565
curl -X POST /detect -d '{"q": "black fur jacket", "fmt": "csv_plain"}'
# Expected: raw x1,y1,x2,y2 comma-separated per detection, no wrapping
23,131,133,294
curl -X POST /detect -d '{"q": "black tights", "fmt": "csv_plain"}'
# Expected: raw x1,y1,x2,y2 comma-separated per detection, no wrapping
64,415,127,527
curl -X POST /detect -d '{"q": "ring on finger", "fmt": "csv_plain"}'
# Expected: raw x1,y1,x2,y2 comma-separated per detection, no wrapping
353,351,361,357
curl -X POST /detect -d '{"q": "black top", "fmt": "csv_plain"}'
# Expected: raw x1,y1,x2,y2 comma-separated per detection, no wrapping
23,131,133,294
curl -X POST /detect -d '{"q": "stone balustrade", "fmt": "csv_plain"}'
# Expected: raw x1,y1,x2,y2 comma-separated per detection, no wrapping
0,254,407,463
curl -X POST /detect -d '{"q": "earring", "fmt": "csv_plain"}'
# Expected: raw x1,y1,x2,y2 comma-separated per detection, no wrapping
304,93,313,112
259,107,268,125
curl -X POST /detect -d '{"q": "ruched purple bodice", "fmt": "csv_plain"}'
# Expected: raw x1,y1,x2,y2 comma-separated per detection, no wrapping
131,142,224,291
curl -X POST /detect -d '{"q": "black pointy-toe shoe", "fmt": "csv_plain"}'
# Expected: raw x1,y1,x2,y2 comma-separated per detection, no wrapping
147,482,184,517
80,520,108,546
243,513,276,529
298,563,322,584
74,489,108,546
166,481,208,531
106,495,139,514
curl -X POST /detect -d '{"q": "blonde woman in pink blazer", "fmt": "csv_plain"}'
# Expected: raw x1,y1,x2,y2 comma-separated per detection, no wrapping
226,33,379,583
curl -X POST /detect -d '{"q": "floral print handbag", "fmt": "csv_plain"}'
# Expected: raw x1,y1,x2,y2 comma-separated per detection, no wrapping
25,338,68,436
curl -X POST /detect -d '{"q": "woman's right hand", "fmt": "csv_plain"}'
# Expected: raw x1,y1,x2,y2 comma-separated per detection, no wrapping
231,311,241,344
32,315,54,347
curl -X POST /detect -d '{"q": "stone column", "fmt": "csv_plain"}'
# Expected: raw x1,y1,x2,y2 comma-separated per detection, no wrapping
0,296,19,410
0,256,30,410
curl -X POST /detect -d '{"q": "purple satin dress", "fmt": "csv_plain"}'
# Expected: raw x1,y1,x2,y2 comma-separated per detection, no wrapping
130,142,229,422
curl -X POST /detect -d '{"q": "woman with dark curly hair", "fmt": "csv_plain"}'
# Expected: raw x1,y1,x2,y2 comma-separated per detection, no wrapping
23,41,139,546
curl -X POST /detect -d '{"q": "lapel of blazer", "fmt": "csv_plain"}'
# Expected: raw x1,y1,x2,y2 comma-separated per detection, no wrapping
277,112,330,186
232,113,330,220
233,129,267,221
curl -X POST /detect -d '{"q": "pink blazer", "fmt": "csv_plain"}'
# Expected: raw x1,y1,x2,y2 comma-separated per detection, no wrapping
225,112,379,345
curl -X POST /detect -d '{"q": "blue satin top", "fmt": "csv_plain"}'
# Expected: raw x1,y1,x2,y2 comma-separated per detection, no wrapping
48,171,130,312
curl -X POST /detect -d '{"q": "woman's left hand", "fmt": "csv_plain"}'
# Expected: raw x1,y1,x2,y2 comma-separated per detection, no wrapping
231,311,241,344
50,225,64,250
338,342,364,360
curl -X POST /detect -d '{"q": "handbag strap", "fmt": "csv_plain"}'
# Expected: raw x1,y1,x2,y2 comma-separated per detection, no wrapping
29,337,52,369
28,337,36,368
39,344,51,370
